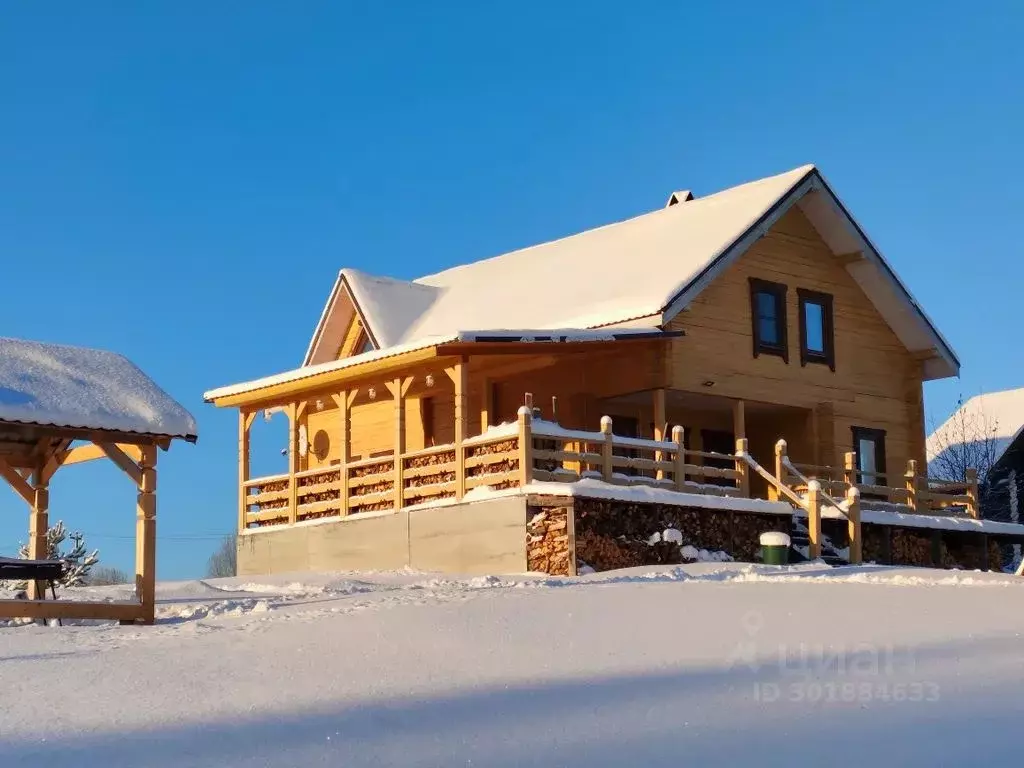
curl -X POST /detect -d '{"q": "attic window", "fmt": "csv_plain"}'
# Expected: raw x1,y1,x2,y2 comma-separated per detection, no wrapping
358,337,375,355
749,278,788,362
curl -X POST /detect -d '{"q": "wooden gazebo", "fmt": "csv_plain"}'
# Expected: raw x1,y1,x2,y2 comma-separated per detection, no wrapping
0,338,197,625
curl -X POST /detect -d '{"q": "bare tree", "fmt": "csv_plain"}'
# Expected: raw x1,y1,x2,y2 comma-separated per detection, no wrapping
88,566,131,586
206,535,237,578
928,395,1001,485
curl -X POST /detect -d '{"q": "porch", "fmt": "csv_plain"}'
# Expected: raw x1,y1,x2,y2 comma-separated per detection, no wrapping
238,403,981,566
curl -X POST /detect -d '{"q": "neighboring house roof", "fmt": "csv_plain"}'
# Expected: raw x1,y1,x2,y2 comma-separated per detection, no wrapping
927,388,1024,475
303,164,959,380
0,337,198,440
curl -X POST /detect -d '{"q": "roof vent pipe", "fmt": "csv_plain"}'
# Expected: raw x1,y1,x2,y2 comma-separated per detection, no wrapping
666,190,695,207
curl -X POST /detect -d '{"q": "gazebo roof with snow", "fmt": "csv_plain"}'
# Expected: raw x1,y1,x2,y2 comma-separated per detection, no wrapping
0,337,197,455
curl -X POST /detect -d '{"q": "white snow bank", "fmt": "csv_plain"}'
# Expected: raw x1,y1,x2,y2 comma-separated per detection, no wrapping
5,563,1024,767
0,337,197,438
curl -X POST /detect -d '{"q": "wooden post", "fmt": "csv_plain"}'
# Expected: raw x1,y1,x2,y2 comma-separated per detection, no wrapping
390,378,406,511
846,486,862,564
446,358,468,500
653,388,667,481
26,467,50,600
517,406,533,486
773,439,787,500
807,480,822,560
339,390,352,516
600,415,614,482
966,468,980,519
481,376,493,431
566,505,578,577
735,437,750,498
238,411,254,534
905,459,918,512
672,425,686,491
286,401,298,524
732,399,746,441
136,445,157,625
843,451,856,489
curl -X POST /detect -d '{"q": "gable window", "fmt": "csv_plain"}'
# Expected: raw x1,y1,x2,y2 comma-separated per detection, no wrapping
852,427,887,487
748,278,788,361
357,336,375,355
798,289,835,371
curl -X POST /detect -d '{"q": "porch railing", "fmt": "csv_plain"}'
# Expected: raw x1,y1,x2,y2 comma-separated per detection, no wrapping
240,408,980,552
775,442,979,519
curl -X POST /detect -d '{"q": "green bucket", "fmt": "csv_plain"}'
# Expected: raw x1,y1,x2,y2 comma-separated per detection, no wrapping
760,532,791,565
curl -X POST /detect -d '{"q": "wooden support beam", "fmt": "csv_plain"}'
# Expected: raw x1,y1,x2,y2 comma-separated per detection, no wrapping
652,388,667,480
672,425,686,491
135,445,157,625
735,438,750,498
905,459,918,512
518,407,534,487
446,359,468,499
846,487,862,565
732,399,746,441
806,481,822,560
0,457,34,504
27,466,49,600
63,442,143,468
0,599,145,623
600,416,614,482
96,442,143,485
332,391,352,516
481,377,493,430
287,402,298,524
238,411,251,534
385,378,413,511
40,439,73,484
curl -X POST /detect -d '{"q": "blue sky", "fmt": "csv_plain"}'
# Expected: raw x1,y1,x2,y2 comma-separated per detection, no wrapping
1,2,1020,578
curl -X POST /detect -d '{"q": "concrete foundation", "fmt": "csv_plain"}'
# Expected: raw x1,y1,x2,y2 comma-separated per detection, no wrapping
238,496,529,576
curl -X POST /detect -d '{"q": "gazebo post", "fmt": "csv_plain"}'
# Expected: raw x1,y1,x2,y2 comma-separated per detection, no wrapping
136,445,157,624
26,466,50,600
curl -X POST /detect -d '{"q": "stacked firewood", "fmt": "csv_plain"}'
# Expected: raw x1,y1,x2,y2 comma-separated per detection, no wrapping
526,506,571,575
466,438,519,481
349,461,395,513
890,529,934,566
253,479,289,527
296,470,341,521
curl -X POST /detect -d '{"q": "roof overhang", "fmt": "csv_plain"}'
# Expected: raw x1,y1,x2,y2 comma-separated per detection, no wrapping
658,168,960,381
207,330,678,408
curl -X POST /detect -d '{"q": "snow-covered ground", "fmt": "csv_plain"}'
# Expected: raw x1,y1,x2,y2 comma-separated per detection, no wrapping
3,563,1024,767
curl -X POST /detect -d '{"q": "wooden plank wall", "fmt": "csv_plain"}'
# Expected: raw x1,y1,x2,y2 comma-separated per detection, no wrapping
665,206,927,476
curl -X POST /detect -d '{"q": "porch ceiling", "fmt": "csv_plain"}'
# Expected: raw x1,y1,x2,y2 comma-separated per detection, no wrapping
602,388,809,416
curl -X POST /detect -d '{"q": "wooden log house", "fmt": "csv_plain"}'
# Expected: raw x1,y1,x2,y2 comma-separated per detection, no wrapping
206,165,1024,575
0,338,197,624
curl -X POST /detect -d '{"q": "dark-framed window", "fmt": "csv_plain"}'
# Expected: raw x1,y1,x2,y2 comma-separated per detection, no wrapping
798,289,835,371
749,278,788,362
852,427,887,487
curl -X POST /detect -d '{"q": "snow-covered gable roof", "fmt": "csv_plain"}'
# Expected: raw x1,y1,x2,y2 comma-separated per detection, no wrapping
304,164,959,379
927,388,1024,474
0,338,198,440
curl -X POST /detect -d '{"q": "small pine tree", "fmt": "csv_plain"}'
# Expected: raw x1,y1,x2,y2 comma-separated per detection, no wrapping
13,521,100,589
